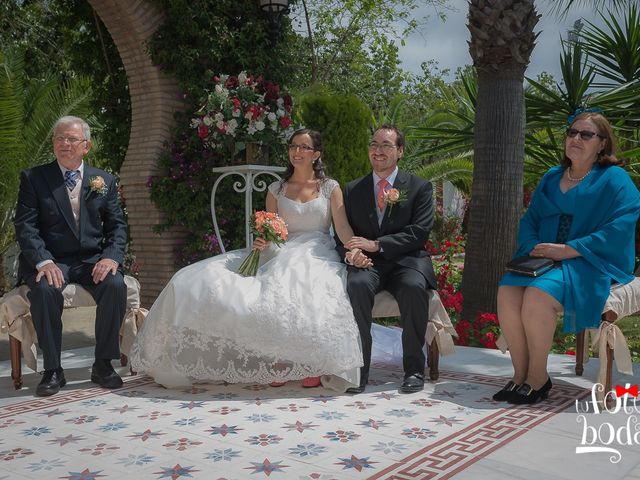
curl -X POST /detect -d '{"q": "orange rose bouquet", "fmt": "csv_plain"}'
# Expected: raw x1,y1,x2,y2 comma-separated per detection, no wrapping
237,211,288,277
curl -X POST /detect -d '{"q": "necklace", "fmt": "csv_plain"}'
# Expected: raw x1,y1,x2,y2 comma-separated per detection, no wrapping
566,167,592,182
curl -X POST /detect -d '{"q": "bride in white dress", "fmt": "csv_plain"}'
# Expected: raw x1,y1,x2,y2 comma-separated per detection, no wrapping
130,129,364,390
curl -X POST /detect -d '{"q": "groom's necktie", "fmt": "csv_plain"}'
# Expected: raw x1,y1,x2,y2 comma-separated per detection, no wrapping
377,178,389,211
64,170,81,191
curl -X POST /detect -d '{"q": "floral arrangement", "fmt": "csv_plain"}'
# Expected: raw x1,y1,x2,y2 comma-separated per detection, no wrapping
238,211,288,277
191,71,295,158
88,175,107,196
383,188,407,214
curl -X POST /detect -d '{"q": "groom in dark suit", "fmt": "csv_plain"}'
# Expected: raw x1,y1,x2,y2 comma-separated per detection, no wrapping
337,124,436,394
14,116,128,396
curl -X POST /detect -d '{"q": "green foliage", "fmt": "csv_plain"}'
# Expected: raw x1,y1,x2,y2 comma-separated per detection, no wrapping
298,91,372,187
144,1,304,264
0,46,92,257
149,0,297,95
0,0,131,173
289,0,448,115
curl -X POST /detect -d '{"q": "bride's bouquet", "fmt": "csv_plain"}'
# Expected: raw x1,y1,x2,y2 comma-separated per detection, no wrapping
237,211,288,277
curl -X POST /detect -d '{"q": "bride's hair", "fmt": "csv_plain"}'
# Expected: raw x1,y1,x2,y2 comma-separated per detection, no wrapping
279,128,327,192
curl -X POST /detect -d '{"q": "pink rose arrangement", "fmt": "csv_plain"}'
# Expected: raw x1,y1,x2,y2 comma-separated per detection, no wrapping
88,175,107,196
237,211,288,277
192,71,295,158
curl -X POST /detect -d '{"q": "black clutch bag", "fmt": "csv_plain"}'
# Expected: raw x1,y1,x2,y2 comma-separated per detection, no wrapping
505,256,556,277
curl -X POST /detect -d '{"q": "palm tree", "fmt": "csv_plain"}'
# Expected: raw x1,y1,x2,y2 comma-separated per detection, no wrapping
461,0,540,318
0,46,92,293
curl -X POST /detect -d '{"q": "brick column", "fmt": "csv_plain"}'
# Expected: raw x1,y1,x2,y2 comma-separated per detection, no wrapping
88,0,186,306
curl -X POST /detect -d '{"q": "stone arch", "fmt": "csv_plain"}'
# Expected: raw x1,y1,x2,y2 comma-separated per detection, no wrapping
88,0,185,306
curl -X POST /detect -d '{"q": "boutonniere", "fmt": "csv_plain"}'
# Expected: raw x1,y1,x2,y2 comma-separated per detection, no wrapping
383,188,408,214
88,175,107,196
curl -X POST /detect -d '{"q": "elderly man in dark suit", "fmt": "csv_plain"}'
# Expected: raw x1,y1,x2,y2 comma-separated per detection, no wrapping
337,124,436,394
14,115,128,396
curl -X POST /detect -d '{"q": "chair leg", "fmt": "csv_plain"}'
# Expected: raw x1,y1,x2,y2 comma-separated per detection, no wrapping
575,330,585,376
9,335,23,390
605,344,614,408
120,353,128,367
427,338,439,382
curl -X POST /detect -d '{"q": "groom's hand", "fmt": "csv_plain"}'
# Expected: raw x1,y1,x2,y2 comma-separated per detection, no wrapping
346,236,379,253
346,248,373,269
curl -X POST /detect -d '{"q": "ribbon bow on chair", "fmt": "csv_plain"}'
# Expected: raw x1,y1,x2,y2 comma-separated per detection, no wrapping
615,384,639,398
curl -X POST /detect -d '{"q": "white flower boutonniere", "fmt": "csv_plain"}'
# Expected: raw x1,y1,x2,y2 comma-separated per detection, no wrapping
88,175,107,196
383,188,408,214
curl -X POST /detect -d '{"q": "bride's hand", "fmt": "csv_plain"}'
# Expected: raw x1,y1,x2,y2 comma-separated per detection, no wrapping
253,237,271,251
346,248,373,269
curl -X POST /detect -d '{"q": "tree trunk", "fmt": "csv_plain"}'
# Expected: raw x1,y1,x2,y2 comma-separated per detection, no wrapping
0,254,6,296
461,69,525,319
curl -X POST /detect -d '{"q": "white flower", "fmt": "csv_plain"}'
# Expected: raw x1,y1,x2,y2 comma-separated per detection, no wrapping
214,84,224,95
276,108,286,117
238,71,248,84
267,112,277,122
247,124,257,135
190,119,200,128
255,120,265,131
232,109,241,118
214,113,224,123
277,98,284,107
202,115,213,127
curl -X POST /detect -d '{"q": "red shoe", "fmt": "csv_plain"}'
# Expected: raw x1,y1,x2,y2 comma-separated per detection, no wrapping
270,382,286,387
302,376,321,388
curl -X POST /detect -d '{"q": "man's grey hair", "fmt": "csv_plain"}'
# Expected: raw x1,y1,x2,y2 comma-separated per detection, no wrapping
53,116,91,142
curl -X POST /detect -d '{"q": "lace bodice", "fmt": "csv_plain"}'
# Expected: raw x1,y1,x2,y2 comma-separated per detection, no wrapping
268,179,338,236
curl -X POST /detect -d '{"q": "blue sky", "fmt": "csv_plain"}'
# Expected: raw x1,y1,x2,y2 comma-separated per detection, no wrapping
397,1,605,82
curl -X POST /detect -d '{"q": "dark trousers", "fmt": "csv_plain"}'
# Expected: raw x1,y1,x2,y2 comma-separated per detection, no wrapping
26,261,127,370
346,261,429,383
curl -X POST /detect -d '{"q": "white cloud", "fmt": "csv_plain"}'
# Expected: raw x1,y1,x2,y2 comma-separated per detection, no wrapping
398,0,605,82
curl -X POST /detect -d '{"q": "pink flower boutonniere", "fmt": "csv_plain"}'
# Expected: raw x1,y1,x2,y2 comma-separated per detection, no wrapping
88,175,107,196
383,188,408,214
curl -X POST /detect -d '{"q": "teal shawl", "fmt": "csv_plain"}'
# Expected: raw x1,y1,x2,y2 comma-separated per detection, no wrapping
514,164,640,332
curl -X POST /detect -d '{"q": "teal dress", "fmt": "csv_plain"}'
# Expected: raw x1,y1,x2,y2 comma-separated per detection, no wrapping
499,174,574,304
499,164,640,332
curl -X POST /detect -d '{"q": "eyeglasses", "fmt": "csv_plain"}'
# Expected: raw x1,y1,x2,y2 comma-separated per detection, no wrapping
566,128,605,141
368,142,397,152
53,136,86,145
288,144,315,152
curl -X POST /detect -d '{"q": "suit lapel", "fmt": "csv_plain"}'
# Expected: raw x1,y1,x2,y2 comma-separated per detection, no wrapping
43,161,78,238
380,169,409,231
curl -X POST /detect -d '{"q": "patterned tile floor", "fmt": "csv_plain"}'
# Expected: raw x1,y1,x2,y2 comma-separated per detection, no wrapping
0,345,638,480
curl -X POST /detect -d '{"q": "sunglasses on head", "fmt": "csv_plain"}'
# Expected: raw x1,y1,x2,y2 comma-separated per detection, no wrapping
566,128,605,141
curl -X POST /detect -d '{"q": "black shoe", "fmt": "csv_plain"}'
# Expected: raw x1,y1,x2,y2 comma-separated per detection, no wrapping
91,359,123,389
346,384,366,394
399,373,424,394
508,378,552,405
36,368,66,397
492,380,520,401
346,379,367,394
346,373,368,394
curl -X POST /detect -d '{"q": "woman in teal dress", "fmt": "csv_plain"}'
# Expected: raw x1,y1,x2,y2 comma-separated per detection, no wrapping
495,112,640,404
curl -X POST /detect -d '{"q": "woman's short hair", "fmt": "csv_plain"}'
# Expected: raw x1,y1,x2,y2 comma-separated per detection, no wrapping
561,112,622,168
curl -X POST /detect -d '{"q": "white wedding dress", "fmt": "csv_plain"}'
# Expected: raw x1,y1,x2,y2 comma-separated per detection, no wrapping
130,179,363,391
